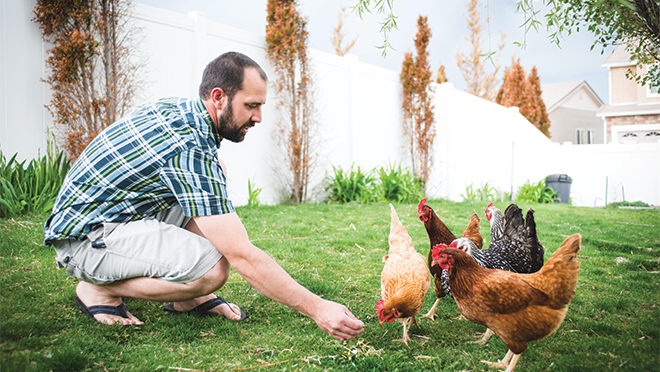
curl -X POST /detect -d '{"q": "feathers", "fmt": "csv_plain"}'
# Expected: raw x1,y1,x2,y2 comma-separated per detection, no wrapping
466,203,545,274
378,204,431,344
432,234,582,369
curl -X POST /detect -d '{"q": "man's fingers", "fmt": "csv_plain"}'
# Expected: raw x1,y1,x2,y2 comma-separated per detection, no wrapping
343,311,364,331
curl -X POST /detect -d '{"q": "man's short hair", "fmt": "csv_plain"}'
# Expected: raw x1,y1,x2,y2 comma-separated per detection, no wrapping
199,52,268,100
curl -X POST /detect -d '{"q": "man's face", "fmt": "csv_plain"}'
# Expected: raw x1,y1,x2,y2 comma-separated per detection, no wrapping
216,68,267,143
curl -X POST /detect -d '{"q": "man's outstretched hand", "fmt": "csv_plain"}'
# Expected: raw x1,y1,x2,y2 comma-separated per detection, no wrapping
312,300,364,341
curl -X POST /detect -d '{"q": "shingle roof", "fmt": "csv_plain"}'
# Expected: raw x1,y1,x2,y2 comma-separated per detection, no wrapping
541,80,604,112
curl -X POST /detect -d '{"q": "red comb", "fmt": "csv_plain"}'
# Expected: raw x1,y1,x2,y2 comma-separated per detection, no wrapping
431,243,448,262
418,198,427,212
449,240,458,248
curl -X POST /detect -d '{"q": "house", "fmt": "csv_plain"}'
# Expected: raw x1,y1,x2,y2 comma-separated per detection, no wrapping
541,80,604,144
597,43,660,143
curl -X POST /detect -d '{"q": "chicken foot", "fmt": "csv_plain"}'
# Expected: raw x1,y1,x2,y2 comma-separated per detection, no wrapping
469,328,494,345
421,298,441,320
481,350,521,372
394,317,412,346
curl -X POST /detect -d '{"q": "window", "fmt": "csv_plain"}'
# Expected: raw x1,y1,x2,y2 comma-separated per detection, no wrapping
587,129,594,144
649,84,660,97
576,129,585,144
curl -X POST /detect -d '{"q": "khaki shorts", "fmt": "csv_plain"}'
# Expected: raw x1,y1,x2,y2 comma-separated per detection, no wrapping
52,206,223,285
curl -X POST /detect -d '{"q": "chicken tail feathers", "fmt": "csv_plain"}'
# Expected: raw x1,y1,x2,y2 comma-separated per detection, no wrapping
536,234,582,308
388,204,415,257
462,213,483,249
525,208,538,241
503,204,525,239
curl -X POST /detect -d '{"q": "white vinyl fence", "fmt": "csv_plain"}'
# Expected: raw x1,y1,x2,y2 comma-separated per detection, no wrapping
2,1,658,207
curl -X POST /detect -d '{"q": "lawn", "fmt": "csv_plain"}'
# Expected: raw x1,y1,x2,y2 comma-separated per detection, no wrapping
1,200,658,371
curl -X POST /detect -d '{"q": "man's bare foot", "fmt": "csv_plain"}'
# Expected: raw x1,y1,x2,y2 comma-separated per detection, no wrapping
169,294,245,320
76,281,143,325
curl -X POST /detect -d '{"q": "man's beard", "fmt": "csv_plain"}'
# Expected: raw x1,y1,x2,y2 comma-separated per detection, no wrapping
216,99,255,143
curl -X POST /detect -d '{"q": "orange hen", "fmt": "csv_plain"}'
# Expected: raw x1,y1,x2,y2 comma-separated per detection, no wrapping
432,234,582,372
376,204,431,345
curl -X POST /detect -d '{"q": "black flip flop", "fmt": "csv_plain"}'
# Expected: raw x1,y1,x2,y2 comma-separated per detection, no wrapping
75,296,130,323
164,296,248,320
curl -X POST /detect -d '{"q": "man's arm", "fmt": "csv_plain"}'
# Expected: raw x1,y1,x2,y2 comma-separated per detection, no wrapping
188,213,364,341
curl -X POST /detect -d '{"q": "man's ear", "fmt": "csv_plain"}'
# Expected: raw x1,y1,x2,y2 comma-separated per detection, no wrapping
210,87,227,110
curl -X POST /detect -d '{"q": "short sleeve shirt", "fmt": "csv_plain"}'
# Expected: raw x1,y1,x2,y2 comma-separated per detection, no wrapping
43,98,234,244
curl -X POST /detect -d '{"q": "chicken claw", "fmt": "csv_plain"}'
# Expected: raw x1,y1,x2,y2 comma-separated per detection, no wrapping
469,328,494,345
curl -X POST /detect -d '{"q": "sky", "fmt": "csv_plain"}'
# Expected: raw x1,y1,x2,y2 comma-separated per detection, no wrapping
133,0,613,103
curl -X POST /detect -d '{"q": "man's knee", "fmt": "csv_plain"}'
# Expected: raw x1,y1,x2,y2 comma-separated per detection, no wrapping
192,257,230,295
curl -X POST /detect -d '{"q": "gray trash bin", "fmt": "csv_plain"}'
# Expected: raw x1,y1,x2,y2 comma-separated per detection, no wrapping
545,174,572,203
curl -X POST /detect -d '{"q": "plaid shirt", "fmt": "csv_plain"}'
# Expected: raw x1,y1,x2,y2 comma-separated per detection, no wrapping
44,98,235,244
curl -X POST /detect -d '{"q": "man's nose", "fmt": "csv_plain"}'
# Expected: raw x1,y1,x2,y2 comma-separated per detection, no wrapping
252,108,262,123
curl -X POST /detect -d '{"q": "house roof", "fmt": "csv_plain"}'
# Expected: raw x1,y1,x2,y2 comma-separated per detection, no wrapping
541,80,604,113
602,43,634,67
597,102,660,117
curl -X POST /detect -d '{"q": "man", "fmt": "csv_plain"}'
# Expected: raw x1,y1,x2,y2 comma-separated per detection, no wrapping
44,51,364,342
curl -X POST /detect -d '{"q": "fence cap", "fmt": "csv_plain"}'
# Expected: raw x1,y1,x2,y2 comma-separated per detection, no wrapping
546,174,573,183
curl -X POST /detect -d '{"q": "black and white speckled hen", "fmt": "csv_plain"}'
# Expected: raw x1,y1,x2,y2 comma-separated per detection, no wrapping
454,203,544,274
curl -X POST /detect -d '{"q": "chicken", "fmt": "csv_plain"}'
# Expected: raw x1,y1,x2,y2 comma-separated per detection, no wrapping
485,202,505,242
449,204,545,343
416,198,482,320
466,203,545,274
431,234,582,372
376,204,431,345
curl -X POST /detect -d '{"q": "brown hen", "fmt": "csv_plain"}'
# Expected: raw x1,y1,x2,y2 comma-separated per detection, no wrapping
432,234,582,372
416,198,482,319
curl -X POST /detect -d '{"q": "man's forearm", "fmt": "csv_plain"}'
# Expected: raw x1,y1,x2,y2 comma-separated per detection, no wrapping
228,243,322,316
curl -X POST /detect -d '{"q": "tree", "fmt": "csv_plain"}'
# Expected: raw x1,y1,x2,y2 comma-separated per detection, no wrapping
526,66,551,137
400,16,435,188
436,64,448,84
33,0,144,162
352,0,659,88
350,0,398,55
522,0,659,89
496,58,551,137
266,0,320,203
331,6,358,56
455,0,506,101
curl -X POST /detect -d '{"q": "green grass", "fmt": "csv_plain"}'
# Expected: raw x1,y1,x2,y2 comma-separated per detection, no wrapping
1,201,659,371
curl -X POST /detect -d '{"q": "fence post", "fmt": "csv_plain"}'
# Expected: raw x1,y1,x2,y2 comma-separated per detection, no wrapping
189,11,209,96
346,54,359,165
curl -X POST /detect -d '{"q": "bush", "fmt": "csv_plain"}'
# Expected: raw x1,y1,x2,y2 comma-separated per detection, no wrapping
0,150,70,218
375,163,423,203
325,164,378,203
460,183,510,202
247,178,262,207
515,179,558,204
325,163,422,203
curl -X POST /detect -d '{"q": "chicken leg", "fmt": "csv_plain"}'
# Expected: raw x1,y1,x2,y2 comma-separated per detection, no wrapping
469,328,494,345
481,349,521,372
421,299,440,320
394,317,413,346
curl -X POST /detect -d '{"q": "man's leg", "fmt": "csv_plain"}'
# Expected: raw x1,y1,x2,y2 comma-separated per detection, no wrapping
75,256,238,325
57,207,242,325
